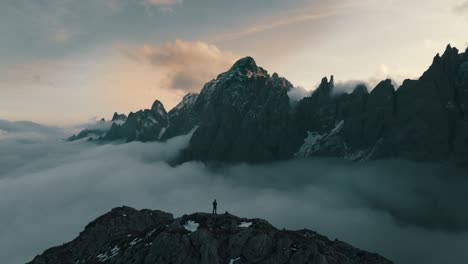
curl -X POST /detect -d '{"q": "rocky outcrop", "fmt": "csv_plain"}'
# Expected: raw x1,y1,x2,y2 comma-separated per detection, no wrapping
28,207,393,264
111,113,127,122
104,100,169,142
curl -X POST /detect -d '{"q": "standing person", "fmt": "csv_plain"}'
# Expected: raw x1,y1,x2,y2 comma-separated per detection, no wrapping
212,199,217,215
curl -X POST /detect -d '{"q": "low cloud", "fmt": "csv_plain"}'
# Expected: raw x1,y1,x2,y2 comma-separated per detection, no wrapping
287,86,310,103
124,40,236,93
1,119,468,264
333,80,367,95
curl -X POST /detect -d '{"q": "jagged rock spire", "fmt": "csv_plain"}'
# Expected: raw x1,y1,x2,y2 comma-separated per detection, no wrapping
151,100,167,114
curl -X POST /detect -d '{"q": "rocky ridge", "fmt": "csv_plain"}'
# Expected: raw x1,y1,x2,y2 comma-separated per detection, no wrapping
28,206,392,264
69,45,468,164
103,100,169,142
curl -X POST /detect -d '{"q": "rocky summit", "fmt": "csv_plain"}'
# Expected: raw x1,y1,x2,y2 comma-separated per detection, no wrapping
69,45,468,164
28,207,392,264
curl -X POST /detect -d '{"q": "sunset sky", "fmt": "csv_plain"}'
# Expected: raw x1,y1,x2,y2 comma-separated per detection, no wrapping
1,0,468,125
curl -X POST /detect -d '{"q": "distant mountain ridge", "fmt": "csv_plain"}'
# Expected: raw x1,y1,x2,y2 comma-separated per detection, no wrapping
70,45,468,164
28,206,393,264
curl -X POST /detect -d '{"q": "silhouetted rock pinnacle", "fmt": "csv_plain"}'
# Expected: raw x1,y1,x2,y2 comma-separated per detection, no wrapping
111,112,127,122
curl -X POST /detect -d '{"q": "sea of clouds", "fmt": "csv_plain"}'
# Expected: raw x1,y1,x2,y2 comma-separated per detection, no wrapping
1,119,467,264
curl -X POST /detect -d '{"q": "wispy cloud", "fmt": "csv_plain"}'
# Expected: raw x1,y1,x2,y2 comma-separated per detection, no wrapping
209,10,338,43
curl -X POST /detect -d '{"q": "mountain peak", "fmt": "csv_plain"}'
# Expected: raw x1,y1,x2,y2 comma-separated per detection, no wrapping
371,79,395,96
315,76,334,96
442,44,459,58
111,112,127,122
227,56,268,78
151,100,166,113
231,56,257,71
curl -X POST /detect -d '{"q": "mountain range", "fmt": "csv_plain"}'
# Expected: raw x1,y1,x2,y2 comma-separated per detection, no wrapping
28,207,392,264
69,45,468,164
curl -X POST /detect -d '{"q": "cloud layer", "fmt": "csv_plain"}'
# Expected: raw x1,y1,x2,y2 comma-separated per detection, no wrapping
1,119,468,264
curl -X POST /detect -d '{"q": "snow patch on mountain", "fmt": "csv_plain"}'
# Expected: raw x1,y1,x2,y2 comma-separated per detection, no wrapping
296,120,344,158
238,222,252,228
158,127,167,140
96,245,120,262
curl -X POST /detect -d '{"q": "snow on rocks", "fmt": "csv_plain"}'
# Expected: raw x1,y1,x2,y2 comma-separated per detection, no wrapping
238,222,252,228
158,127,167,140
183,220,199,232
96,245,120,262
295,120,344,158
229,257,241,264
129,238,143,247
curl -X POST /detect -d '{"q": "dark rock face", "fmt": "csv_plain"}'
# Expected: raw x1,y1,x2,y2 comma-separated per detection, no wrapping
162,93,200,140
388,45,465,161
104,100,169,142
295,45,468,163
28,207,392,264
177,57,295,163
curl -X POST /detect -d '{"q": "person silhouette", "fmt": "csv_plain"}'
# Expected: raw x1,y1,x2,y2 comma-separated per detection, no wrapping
212,199,217,215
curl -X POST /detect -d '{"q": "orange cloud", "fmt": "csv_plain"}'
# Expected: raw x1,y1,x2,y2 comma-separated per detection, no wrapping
91,40,236,119
123,39,237,93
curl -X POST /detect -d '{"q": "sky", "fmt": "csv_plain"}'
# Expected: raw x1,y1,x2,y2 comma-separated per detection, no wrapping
1,0,468,124
2,119,468,264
